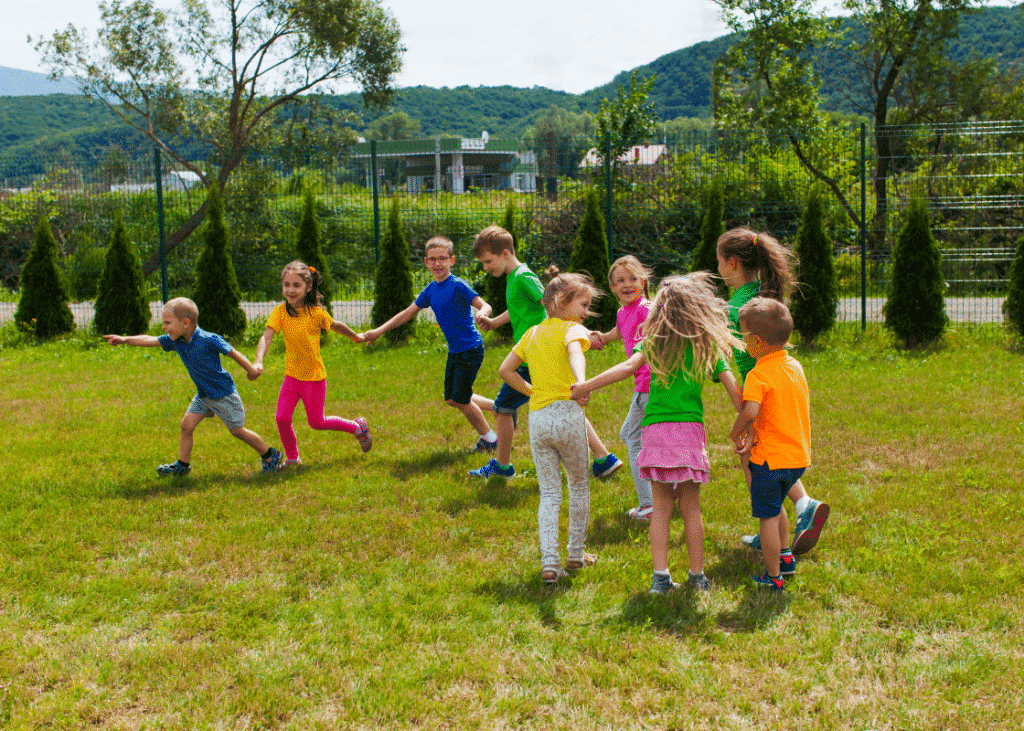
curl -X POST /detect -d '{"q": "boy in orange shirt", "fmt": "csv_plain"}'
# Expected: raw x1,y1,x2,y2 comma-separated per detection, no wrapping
729,298,812,591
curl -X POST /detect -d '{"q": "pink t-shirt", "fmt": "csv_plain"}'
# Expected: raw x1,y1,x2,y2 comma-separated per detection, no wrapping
617,297,652,393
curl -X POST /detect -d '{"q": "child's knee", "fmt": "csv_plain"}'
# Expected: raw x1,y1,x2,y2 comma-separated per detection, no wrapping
445,398,467,411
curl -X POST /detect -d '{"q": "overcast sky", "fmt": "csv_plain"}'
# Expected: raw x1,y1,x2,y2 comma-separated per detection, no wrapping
2,0,730,94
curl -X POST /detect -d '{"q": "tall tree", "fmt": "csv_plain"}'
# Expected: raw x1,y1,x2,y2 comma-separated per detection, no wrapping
191,182,246,338
595,71,659,175
691,176,726,295
15,214,75,339
371,198,414,344
568,189,616,332
1002,233,1024,339
790,184,838,344
36,0,403,274
364,111,421,141
713,0,992,246
94,209,151,336
295,189,333,318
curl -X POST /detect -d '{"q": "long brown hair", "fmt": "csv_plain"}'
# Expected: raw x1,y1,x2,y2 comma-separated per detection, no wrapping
716,227,794,301
281,260,324,316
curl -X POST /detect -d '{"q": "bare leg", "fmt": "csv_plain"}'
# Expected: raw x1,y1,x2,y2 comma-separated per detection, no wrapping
787,479,808,504
446,398,492,436
496,411,516,465
676,480,704,576
177,411,206,463
229,426,270,455
760,511,784,576
585,417,609,459
472,393,495,413
649,480,675,572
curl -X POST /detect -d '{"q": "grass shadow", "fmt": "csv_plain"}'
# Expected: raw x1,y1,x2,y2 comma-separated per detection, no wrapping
474,476,535,509
587,512,649,548
715,589,793,633
472,570,580,630
614,588,708,637
390,449,469,480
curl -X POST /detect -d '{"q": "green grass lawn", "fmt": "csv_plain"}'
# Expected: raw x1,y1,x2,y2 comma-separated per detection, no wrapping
0,325,1021,729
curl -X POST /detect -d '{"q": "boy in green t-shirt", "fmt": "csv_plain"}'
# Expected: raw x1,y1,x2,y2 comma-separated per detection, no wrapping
470,224,622,479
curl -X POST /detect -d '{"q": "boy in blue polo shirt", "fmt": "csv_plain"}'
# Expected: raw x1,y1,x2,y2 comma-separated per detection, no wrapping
363,236,499,451
103,297,282,476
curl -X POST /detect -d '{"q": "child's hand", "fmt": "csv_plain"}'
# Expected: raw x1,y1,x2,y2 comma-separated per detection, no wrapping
733,428,757,455
588,331,604,351
476,315,493,332
102,334,125,345
362,329,380,345
350,332,366,344
250,362,264,380
570,381,591,406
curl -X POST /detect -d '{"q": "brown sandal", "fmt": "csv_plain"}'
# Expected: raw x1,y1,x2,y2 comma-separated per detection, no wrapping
566,552,597,571
541,565,564,584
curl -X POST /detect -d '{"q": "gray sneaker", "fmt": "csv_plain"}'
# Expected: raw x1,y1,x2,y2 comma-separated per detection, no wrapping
741,533,761,550
649,573,681,595
688,571,711,591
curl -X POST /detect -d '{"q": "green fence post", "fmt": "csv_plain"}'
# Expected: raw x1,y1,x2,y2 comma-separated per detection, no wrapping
371,139,381,265
154,148,168,304
603,129,613,260
860,123,867,331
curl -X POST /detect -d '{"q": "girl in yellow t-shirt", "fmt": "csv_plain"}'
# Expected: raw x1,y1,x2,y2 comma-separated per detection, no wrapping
498,270,602,584
254,261,370,465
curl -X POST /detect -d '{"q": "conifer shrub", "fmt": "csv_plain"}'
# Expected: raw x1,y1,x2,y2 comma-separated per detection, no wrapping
790,184,838,344
296,188,332,317
93,209,150,336
1002,233,1024,338
15,214,74,339
191,182,246,338
568,188,615,331
691,176,725,295
371,197,414,343
883,196,947,347
479,200,515,341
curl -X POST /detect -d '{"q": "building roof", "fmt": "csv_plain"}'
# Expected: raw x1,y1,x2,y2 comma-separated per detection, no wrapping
578,143,670,168
351,137,519,158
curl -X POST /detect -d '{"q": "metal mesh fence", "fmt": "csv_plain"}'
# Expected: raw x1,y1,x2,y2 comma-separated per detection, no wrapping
1,121,1021,331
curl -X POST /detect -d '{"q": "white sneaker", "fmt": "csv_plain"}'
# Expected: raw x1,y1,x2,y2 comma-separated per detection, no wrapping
627,505,654,521
282,457,303,468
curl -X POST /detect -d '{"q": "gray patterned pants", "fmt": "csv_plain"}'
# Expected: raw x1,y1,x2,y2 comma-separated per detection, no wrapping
619,391,652,508
529,400,591,568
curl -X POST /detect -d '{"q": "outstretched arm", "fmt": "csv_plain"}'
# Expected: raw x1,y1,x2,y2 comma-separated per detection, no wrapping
477,309,510,332
228,348,261,382
730,401,761,455
253,327,275,375
363,303,421,344
103,334,161,347
471,295,492,321
571,351,644,403
588,325,621,351
498,351,532,397
330,319,364,343
718,370,743,413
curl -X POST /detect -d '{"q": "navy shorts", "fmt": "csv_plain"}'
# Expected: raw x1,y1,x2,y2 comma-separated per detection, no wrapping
444,344,485,405
494,363,531,426
749,461,806,519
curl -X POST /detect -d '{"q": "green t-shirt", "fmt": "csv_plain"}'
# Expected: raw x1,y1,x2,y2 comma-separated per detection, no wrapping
728,279,761,379
638,343,727,427
505,263,546,342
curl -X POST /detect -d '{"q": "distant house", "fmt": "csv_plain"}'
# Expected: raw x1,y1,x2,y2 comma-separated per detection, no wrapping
578,143,671,170
110,170,203,193
351,135,537,194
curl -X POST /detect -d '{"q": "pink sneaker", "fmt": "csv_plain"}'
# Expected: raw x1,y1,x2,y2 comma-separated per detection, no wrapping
353,417,372,453
282,457,303,468
628,505,654,521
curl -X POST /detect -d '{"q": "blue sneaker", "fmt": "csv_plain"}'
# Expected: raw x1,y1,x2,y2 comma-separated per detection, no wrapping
261,447,283,473
157,460,190,477
592,453,623,478
472,436,498,453
753,572,785,591
649,573,681,595
779,552,796,577
741,533,761,550
688,571,711,592
793,499,830,555
468,458,515,478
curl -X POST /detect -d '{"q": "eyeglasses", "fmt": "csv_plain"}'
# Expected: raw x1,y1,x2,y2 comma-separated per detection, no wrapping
425,257,452,264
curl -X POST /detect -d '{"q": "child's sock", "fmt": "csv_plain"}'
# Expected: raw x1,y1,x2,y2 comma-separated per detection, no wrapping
795,495,812,514
481,429,497,443
688,570,705,580
497,460,512,470
178,460,190,468
260,448,273,460
654,568,671,577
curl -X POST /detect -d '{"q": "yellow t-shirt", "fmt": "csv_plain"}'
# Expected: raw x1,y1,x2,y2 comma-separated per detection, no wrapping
267,303,333,381
742,349,811,469
512,318,591,411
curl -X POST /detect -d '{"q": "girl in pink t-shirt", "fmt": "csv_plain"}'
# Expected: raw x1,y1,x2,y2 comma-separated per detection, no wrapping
590,256,654,520
254,260,370,465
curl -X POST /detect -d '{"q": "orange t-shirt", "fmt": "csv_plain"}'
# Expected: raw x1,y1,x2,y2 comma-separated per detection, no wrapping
267,303,333,381
742,350,811,469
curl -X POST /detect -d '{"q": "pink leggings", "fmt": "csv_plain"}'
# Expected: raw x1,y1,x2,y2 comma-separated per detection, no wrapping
276,376,358,459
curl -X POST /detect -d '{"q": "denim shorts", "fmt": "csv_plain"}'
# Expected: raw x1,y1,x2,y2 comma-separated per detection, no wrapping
494,363,531,426
444,344,485,405
187,391,246,430
749,461,806,519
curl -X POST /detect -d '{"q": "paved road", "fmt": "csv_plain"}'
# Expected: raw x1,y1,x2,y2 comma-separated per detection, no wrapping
0,297,1006,329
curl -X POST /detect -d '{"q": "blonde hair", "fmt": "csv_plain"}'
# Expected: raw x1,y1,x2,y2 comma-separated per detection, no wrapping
739,297,794,346
424,236,454,257
716,227,794,301
608,255,652,299
281,260,324,316
164,297,198,323
472,225,515,257
641,272,744,386
541,268,602,320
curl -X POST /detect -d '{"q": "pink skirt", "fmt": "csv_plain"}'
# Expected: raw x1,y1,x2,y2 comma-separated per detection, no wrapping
637,421,710,485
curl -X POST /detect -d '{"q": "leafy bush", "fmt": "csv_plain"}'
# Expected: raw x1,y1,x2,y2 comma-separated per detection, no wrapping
371,197,414,343
883,196,947,347
93,209,150,335
1002,233,1024,337
568,188,615,331
15,214,75,339
191,182,246,338
296,189,333,317
691,176,725,293
65,232,106,300
791,184,838,344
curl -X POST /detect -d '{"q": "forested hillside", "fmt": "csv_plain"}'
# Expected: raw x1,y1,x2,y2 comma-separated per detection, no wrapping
0,5,1020,163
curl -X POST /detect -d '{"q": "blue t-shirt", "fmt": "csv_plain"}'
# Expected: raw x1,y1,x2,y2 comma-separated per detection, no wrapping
159,327,236,399
414,275,483,354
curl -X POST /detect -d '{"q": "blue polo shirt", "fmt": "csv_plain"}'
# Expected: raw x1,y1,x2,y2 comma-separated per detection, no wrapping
159,327,237,399
414,275,484,354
